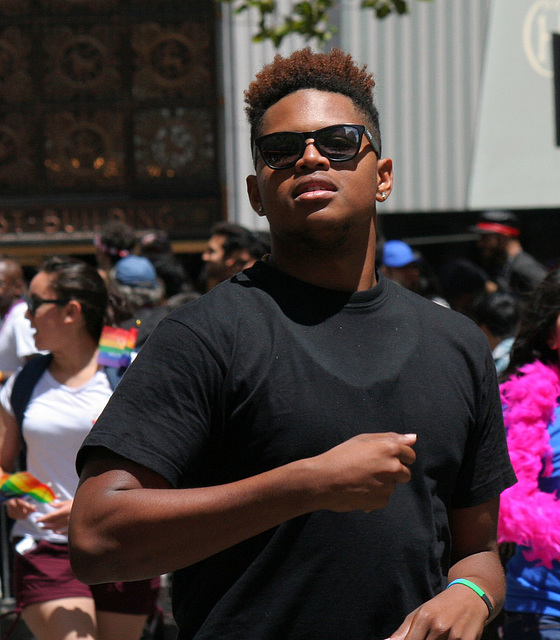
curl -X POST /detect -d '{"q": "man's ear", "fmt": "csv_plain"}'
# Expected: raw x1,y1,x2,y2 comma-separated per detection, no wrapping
247,175,265,217
376,157,393,203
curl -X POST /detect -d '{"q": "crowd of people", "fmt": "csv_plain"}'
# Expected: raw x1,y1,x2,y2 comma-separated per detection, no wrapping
378,208,547,376
379,215,559,639
0,257,160,640
0,220,271,640
0,46,555,640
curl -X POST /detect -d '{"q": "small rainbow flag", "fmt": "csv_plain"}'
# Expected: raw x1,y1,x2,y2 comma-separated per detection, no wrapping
97,326,138,369
0,471,56,504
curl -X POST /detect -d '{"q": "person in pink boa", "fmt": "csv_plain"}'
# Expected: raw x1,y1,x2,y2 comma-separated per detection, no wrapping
499,268,560,639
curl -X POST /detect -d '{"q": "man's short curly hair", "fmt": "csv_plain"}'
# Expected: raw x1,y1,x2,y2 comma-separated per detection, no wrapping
244,47,381,155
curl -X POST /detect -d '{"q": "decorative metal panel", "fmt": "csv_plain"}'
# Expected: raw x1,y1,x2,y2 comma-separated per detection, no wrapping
0,0,220,248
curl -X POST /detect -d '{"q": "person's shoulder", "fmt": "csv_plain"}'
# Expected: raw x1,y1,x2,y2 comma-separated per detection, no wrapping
171,264,268,312
386,279,454,316
159,271,264,337
5,300,28,322
387,280,486,339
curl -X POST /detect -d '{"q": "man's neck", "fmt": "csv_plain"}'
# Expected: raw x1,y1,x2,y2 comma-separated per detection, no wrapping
48,339,100,386
269,242,377,292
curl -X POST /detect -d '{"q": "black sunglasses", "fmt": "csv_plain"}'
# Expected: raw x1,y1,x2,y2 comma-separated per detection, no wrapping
253,123,380,170
25,295,70,315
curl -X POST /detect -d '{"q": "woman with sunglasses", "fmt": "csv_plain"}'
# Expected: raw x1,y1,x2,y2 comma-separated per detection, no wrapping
0,256,159,640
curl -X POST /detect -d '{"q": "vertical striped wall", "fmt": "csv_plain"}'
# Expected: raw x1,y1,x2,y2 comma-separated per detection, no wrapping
218,0,490,225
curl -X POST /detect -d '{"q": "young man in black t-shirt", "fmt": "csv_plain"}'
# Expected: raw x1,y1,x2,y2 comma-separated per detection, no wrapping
70,48,515,640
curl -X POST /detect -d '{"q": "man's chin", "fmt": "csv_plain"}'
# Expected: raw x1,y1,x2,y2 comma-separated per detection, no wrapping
298,220,354,253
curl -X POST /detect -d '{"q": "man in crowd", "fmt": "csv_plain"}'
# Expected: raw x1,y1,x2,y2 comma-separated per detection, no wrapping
0,256,39,383
110,254,167,352
379,239,420,292
473,291,519,375
380,240,449,308
473,210,546,298
70,48,515,640
201,222,266,290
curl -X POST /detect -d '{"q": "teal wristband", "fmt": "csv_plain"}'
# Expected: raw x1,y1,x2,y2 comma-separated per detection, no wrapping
446,579,493,619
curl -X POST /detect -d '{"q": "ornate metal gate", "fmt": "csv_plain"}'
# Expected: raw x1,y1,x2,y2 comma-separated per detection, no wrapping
0,0,220,262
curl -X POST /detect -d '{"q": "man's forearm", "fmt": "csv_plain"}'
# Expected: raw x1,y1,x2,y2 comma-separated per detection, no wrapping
69,457,318,584
447,548,505,622
69,432,416,584
386,548,504,640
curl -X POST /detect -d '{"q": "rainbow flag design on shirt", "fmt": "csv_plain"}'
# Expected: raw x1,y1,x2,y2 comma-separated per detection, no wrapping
97,326,138,369
0,471,56,503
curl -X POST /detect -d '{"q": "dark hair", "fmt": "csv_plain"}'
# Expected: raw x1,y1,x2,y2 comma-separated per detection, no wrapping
139,230,172,258
504,269,560,377
244,47,381,154
248,230,271,261
473,292,519,339
95,221,137,265
440,259,488,301
211,222,258,260
40,256,108,342
150,255,187,298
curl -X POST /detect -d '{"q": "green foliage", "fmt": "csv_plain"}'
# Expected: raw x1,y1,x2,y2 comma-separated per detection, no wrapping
218,0,433,46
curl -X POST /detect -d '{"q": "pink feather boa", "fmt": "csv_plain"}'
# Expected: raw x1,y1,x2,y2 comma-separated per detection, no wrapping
498,360,560,568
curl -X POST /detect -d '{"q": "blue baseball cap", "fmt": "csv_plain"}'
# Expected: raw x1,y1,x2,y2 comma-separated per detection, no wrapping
382,240,418,268
113,255,158,288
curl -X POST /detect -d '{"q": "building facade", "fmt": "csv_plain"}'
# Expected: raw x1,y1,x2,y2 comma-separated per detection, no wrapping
220,0,560,267
0,0,558,267
0,0,220,265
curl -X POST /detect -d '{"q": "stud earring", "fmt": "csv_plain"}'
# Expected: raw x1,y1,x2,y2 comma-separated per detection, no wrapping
381,192,387,200
258,206,264,213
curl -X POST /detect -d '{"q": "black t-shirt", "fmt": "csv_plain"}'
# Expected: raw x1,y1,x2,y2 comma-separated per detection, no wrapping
78,263,515,640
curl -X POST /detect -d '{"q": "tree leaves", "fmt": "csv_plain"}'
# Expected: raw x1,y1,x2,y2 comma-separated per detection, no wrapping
218,0,433,46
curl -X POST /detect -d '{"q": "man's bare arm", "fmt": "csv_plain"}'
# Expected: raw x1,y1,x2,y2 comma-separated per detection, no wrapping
69,432,416,584
386,497,504,640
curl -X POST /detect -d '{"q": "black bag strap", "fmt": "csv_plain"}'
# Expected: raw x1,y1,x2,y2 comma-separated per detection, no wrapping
104,365,126,391
10,353,53,430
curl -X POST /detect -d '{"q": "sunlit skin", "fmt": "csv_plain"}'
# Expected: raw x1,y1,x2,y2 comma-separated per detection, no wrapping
202,233,252,288
247,89,393,293
3,269,150,640
202,233,227,276
24,271,68,353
